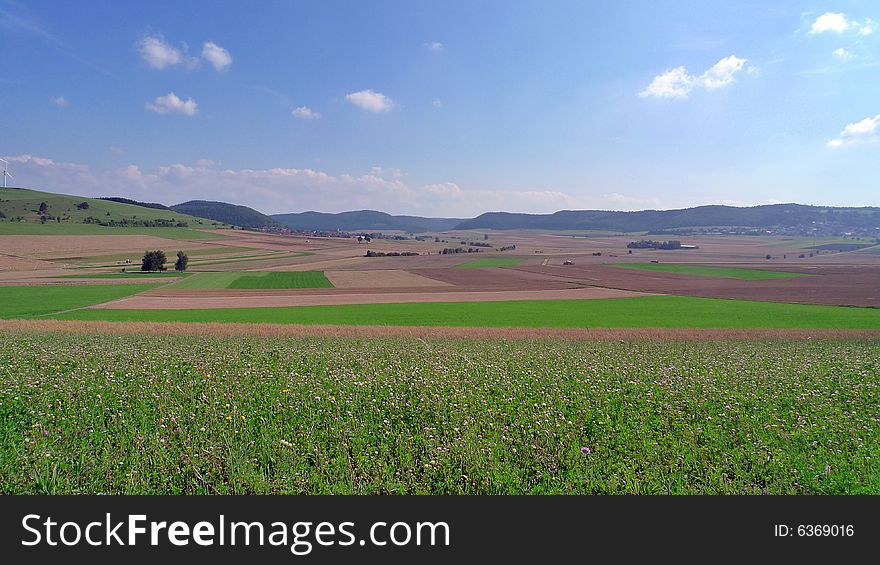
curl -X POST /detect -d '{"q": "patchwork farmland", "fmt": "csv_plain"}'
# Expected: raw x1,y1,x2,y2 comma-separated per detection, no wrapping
2,201,879,494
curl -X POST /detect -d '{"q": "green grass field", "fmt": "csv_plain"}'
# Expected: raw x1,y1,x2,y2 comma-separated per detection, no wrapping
611,263,812,280
2,334,876,494
0,284,160,318
53,296,880,329
169,271,332,289
456,257,524,269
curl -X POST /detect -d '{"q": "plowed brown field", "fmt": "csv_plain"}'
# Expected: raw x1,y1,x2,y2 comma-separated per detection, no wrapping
516,264,880,307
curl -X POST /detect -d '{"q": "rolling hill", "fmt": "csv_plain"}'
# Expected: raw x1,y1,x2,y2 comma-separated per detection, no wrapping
454,204,880,234
4,186,879,237
0,187,227,234
272,210,463,232
171,200,284,230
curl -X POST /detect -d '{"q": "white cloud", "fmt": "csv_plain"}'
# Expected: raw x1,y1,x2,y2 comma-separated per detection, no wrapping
108,146,124,155
639,66,692,98
201,41,232,71
292,106,320,119
698,55,748,89
639,55,749,99
423,41,443,52
138,35,184,69
50,96,68,107
422,182,463,197
827,114,880,147
145,92,198,116
810,12,850,34
431,98,443,108
858,19,874,35
345,89,395,113
832,47,855,61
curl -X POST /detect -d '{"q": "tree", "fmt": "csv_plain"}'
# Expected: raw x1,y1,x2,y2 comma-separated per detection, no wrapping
175,251,189,272
141,250,167,271
38,202,48,213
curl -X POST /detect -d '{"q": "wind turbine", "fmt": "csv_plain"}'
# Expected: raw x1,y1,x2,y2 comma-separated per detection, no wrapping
0,158,12,188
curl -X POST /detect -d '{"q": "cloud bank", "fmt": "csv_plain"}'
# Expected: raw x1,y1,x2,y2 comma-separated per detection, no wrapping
1,154,664,217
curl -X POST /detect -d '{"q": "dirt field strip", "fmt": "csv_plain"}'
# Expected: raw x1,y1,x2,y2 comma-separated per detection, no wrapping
4,319,880,341
260,256,370,271
0,277,178,286
324,269,453,288
0,253,62,272
90,287,657,309
0,235,215,258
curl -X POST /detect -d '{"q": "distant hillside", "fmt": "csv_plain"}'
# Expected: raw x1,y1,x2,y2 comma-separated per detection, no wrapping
455,204,880,235
272,210,463,233
0,187,219,229
171,200,284,230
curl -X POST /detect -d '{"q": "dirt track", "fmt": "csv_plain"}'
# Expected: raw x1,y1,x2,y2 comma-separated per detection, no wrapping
91,287,656,309
3,319,879,340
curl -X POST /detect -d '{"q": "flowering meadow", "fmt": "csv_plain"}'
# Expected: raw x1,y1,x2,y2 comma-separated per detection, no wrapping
1,332,878,494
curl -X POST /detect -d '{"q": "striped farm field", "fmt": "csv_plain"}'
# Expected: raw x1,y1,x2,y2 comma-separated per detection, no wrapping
610,263,812,280
169,271,332,289
55,296,880,329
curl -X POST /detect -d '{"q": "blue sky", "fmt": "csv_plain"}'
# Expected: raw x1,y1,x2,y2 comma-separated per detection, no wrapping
1,1,878,216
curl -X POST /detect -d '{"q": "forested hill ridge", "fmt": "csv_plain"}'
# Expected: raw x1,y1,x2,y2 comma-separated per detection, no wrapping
272,210,463,233
171,200,285,230
454,204,880,236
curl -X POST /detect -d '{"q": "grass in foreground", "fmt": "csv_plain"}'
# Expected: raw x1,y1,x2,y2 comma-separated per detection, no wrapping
0,284,160,318
169,271,332,289
1,334,877,494
55,296,880,329
611,263,812,280
456,257,524,269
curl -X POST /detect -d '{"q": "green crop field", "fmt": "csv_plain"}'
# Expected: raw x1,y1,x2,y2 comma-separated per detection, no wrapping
456,257,524,269
0,284,160,318
1,333,877,494
611,263,811,280
54,296,880,329
169,271,332,289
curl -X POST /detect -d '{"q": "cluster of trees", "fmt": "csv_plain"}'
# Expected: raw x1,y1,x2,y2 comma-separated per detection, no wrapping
626,240,683,250
141,250,189,271
497,245,516,252
98,197,170,210
364,250,419,257
84,217,188,228
460,241,492,247
440,247,482,254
